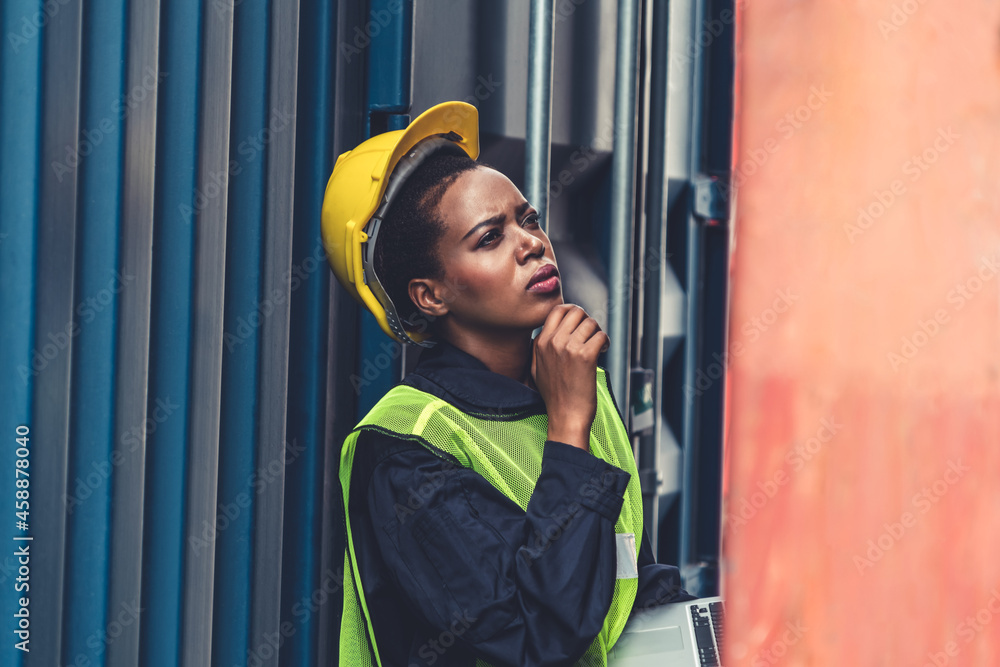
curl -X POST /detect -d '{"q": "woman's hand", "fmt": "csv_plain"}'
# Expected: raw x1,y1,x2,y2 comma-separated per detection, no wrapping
531,305,610,452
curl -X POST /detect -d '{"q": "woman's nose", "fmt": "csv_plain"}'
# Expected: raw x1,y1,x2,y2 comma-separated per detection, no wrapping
516,228,546,261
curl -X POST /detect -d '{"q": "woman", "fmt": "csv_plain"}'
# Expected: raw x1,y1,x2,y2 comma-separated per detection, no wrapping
323,101,692,667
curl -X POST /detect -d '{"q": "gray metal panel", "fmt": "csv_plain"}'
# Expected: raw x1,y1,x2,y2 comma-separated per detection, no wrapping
29,2,83,664
410,0,477,117
666,0,698,185
490,1,529,139
249,1,300,662
181,5,233,665
465,0,618,147
106,1,159,664
551,0,617,150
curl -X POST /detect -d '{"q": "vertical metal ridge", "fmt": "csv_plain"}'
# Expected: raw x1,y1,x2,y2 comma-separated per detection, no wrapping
29,0,83,664
249,0,299,663
141,1,202,664
180,2,233,665
318,291,342,667
608,0,642,416
356,0,412,417
631,0,652,357
678,0,703,588
106,2,159,666
318,4,367,663
212,0,268,663
280,0,334,663
637,0,673,557
0,1,44,666
62,0,128,663
525,0,554,230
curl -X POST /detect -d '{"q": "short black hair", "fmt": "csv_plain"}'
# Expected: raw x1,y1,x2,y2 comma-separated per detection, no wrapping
373,151,480,334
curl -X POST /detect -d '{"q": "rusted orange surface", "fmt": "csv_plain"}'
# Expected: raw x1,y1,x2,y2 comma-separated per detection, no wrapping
724,2,1000,665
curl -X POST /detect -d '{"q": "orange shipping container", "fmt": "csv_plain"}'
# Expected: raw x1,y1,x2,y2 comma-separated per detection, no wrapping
724,1,1000,665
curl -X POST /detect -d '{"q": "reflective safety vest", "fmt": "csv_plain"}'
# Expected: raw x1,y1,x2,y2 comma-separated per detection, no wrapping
339,367,643,666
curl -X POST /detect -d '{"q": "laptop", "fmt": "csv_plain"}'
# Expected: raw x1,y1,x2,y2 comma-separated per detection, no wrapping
608,597,725,667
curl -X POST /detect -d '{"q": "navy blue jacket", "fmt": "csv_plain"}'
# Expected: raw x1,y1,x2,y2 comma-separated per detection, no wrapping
346,341,693,666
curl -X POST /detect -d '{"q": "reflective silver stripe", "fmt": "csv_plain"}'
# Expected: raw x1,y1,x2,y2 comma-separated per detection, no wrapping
616,532,639,579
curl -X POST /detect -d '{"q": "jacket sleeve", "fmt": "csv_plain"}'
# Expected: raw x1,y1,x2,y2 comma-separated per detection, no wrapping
632,528,697,612
364,432,631,667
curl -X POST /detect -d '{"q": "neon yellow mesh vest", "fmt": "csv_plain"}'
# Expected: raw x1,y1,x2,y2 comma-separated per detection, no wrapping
339,367,643,666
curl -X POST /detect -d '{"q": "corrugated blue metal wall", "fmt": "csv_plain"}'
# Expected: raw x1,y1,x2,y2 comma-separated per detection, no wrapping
0,0,351,664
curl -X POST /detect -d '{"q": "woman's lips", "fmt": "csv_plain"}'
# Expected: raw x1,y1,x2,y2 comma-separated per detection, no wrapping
527,264,560,293
527,275,560,293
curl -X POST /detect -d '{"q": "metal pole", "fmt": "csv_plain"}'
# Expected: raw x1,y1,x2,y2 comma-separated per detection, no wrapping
639,0,672,557
526,0,555,231
680,0,709,590
608,0,641,417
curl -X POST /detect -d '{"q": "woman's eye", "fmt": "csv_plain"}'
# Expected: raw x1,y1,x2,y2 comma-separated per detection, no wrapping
521,214,539,227
478,229,502,247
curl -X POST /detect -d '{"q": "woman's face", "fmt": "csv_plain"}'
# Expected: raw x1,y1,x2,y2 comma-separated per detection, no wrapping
410,166,564,337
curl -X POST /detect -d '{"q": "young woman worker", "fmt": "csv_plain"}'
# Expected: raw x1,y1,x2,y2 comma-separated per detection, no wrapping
323,101,693,667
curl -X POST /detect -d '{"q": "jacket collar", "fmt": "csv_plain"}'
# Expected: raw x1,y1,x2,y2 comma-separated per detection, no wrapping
402,340,545,415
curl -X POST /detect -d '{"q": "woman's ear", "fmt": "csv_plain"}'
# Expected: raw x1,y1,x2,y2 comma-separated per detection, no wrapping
408,278,450,319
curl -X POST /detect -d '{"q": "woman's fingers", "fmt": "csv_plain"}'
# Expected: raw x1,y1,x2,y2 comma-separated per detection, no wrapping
539,303,576,334
585,330,611,356
536,305,611,363
546,304,586,338
545,305,596,343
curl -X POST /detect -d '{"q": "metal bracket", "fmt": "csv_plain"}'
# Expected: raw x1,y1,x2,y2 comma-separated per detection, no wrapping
629,367,655,435
692,174,730,223
637,468,662,496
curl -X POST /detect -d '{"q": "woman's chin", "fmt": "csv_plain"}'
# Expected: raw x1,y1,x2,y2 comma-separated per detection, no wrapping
545,294,565,308
529,297,564,328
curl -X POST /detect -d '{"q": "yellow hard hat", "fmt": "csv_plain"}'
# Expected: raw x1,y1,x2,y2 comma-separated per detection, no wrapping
322,101,480,345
